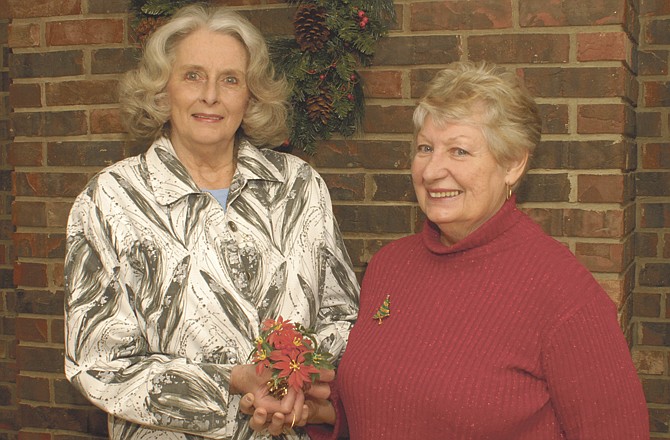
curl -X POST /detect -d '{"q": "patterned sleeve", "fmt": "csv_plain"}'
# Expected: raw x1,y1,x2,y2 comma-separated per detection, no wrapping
64,190,239,439
311,173,360,363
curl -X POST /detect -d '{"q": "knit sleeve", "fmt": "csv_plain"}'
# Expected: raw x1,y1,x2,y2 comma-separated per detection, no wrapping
542,292,649,439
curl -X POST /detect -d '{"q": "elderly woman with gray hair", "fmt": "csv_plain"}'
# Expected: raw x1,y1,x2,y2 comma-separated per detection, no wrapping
63,4,358,439
246,61,649,439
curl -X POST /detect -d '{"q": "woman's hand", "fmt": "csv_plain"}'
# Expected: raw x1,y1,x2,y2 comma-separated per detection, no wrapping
231,364,303,421
240,369,336,435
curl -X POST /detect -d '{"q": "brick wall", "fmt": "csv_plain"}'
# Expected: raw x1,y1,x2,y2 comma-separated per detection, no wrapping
2,0,668,438
635,0,670,437
0,6,17,437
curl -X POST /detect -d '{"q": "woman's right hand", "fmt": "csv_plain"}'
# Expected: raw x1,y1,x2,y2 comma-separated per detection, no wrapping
241,368,336,434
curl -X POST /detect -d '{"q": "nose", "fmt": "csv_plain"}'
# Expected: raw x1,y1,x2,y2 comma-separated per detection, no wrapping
419,151,449,182
200,79,220,105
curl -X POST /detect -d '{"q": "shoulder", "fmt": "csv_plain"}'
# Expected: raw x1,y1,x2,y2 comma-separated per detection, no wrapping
368,233,423,268
238,141,322,184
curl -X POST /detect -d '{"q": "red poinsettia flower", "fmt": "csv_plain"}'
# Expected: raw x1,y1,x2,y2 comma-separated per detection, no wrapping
270,349,320,391
253,350,270,375
250,316,334,397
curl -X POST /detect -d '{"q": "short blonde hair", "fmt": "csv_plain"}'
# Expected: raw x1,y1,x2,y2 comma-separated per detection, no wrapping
119,4,290,147
413,61,542,185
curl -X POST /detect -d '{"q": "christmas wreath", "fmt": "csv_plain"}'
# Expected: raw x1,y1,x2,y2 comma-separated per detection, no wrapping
130,0,396,154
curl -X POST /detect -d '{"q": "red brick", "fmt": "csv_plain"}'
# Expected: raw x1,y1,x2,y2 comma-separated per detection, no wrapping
13,172,92,198
12,201,47,228
522,66,634,99
13,233,65,259
564,208,625,238
8,23,40,48
644,81,670,107
13,262,48,288
7,0,80,18
641,0,670,16
642,143,670,169
46,202,72,229
45,80,118,106
637,172,670,197
538,104,569,134
641,203,670,228
10,51,84,78
53,378,88,406
362,105,414,134
46,19,123,46
90,108,124,134
469,34,569,64
372,174,415,202
310,139,411,170
51,262,63,289
9,83,41,108
517,173,570,202
577,174,626,203
359,70,402,99
638,50,669,76
16,317,48,343
637,111,663,136
577,32,630,63
11,111,87,137
51,319,64,344
0,0,8,20
15,290,64,316
410,0,512,31
17,432,52,440
665,233,670,258
321,173,365,201
18,375,50,402
520,0,625,27
47,141,125,167
374,35,461,66
575,241,626,273
7,142,43,167
333,205,413,234
645,18,670,45
640,263,670,287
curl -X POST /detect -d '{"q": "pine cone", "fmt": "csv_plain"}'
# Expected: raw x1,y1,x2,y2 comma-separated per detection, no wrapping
305,91,333,125
294,4,330,53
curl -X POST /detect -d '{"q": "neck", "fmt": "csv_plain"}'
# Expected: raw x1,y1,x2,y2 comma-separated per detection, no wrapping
171,137,236,190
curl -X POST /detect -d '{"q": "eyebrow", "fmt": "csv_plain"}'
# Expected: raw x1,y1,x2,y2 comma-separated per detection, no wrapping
176,64,246,76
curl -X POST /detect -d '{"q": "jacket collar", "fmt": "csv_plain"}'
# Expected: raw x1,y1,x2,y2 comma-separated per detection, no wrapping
146,136,284,206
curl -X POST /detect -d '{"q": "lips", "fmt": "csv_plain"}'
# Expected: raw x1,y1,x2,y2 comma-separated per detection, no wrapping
429,190,462,198
192,113,223,121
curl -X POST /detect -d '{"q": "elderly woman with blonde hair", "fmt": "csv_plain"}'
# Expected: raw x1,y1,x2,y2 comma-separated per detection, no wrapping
63,4,358,440
246,61,649,439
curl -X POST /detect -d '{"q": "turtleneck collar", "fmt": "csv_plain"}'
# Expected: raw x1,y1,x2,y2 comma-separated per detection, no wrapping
421,196,522,255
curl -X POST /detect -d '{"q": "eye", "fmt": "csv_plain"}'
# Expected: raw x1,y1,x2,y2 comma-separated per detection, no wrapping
185,71,200,81
223,76,239,84
416,144,433,154
453,147,469,157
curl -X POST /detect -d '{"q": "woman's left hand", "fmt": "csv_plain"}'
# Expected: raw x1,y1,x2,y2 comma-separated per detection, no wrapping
241,392,309,436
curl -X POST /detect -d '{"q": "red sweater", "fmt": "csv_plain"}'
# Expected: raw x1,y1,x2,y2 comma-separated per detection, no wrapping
308,199,648,439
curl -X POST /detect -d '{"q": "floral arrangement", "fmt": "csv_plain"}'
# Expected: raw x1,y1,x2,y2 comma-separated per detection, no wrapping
129,0,396,154
250,317,334,398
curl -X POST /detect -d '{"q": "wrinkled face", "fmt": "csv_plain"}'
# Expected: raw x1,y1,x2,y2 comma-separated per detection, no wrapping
166,28,250,153
412,115,524,246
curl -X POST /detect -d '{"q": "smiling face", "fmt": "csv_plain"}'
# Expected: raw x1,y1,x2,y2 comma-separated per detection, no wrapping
166,28,250,155
412,115,527,246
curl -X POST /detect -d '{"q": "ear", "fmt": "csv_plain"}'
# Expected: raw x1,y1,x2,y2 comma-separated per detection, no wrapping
505,151,529,187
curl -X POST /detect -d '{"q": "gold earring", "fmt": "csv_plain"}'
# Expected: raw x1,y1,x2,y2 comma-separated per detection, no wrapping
506,183,512,200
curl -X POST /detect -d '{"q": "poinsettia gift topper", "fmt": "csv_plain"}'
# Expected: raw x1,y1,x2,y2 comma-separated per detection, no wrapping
250,316,334,398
